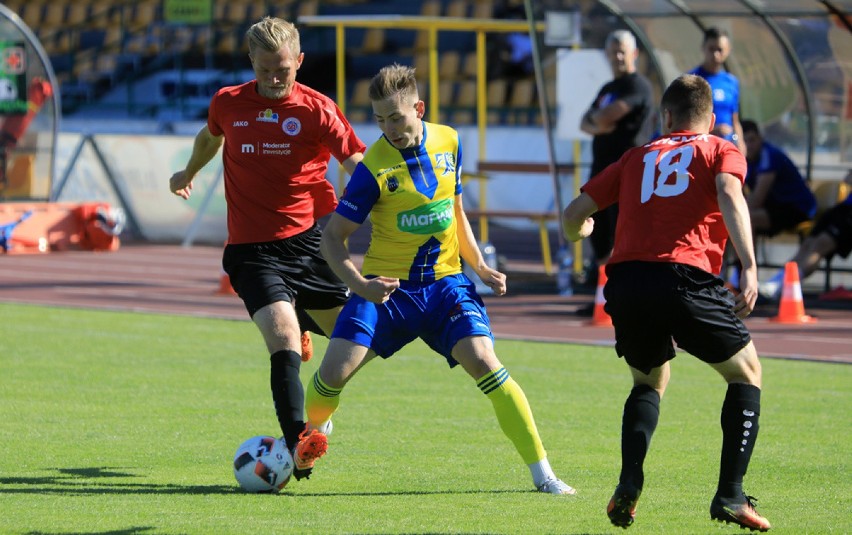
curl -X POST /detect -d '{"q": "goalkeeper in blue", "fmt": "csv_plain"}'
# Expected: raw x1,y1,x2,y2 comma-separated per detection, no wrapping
292,63,574,495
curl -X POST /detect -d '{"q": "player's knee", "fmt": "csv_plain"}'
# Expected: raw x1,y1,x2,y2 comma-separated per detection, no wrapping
716,342,762,387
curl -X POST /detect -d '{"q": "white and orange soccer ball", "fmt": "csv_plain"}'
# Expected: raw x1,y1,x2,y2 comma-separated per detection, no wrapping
232,435,294,493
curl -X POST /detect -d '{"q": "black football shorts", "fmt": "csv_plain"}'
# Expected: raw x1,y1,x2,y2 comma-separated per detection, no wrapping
222,224,350,318
603,261,751,374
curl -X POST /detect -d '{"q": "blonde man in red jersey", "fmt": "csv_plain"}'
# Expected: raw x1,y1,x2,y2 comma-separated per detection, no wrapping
563,75,771,532
169,17,365,480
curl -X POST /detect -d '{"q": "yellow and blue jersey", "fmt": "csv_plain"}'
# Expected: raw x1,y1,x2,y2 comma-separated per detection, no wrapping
336,122,464,282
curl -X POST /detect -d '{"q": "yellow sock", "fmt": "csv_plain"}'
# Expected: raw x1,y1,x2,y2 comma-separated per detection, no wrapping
305,371,341,428
478,368,546,465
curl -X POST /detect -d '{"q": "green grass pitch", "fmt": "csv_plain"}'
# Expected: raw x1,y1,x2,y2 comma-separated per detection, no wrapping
0,303,849,534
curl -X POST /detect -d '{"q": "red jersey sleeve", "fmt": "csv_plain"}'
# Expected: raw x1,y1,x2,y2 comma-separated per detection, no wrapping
207,90,224,137
318,100,366,163
713,140,747,185
581,157,625,211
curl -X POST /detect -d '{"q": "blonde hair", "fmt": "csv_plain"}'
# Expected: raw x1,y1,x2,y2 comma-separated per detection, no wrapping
368,63,419,103
246,16,300,56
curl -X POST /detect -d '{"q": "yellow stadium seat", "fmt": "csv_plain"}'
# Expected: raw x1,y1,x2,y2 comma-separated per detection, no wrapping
421,0,441,16
486,79,507,107
456,81,477,107
350,79,371,107
472,0,495,18
67,3,89,26
359,29,385,54
21,3,44,27
439,51,461,80
438,80,454,107
446,0,469,18
296,0,318,18
43,3,65,28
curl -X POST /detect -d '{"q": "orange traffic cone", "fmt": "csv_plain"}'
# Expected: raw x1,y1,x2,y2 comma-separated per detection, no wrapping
771,261,815,324
590,264,612,327
215,269,237,296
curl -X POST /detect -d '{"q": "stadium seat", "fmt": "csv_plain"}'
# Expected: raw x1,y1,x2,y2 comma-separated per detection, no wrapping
246,0,268,22
213,1,228,23
296,0,319,18
410,30,431,53
67,3,90,26
456,80,477,107
21,3,44,27
216,31,239,55
509,78,536,107
446,0,469,18
439,51,461,80
269,1,293,20
224,0,248,24
421,0,441,16
43,3,66,28
350,79,371,108
472,0,495,18
486,78,507,107
2,0,23,17
132,2,158,27
414,52,431,77
462,52,478,79
507,78,536,125
49,31,75,55
438,80,454,107
359,29,386,54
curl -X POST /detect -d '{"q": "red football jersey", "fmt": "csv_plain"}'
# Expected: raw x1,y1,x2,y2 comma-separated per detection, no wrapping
208,81,366,244
582,131,747,275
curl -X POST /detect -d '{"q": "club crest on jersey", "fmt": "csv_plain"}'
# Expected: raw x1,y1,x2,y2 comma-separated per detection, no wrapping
257,109,279,123
386,177,399,192
282,117,302,136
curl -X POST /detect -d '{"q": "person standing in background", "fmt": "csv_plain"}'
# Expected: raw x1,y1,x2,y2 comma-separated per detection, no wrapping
579,30,654,292
689,27,747,154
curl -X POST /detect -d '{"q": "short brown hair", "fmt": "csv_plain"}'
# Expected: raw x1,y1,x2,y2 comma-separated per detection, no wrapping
246,16,300,56
368,63,419,103
660,74,713,126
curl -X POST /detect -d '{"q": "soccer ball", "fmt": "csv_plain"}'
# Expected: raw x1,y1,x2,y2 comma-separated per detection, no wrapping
233,435,294,493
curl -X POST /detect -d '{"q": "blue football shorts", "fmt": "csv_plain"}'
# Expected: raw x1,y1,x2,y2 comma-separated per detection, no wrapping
331,273,494,367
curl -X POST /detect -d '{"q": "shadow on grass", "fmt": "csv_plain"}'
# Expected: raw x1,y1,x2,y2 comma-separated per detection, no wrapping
0,467,236,496
1,467,539,499
26,528,155,535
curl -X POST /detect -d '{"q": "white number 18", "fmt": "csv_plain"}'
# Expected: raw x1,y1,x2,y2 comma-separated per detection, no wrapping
640,146,694,203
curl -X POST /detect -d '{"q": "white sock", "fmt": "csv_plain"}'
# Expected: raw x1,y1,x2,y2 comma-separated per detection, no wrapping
528,458,557,486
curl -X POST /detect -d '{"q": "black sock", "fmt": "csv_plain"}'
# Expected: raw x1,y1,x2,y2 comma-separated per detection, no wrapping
270,349,305,450
619,385,661,491
718,383,761,499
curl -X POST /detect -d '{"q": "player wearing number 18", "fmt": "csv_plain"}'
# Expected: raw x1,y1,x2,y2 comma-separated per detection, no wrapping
562,74,771,531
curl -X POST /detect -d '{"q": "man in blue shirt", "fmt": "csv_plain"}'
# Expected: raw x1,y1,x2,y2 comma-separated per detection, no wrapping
760,170,852,299
689,27,746,154
742,119,816,236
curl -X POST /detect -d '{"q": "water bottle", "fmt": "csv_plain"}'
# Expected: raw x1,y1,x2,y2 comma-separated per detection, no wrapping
556,246,574,296
481,242,498,271
464,242,498,295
